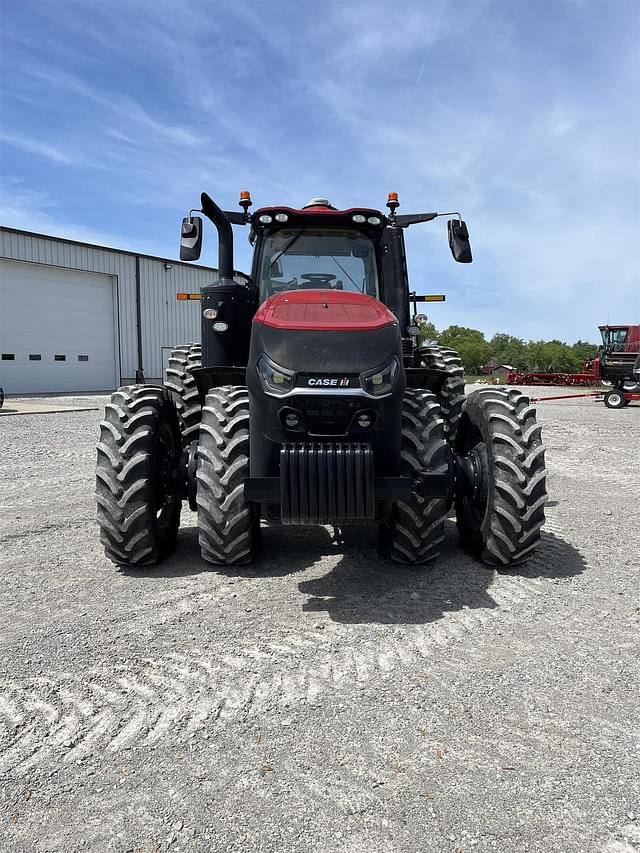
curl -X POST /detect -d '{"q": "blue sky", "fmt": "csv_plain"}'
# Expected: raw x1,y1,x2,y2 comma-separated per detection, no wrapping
1,0,638,342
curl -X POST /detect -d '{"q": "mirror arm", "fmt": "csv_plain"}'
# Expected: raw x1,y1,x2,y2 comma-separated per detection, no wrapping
395,211,463,228
224,211,250,226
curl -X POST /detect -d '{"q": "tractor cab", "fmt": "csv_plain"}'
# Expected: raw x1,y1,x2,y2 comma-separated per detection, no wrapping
597,324,640,389
249,199,384,302
599,324,639,353
176,191,473,387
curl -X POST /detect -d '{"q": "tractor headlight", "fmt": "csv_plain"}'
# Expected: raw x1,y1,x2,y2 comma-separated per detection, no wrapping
257,357,296,396
360,357,399,397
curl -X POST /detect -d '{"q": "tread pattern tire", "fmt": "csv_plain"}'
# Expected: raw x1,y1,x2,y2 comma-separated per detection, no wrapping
96,385,181,567
417,344,466,445
165,344,202,443
455,388,547,566
379,389,448,565
196,386,259,565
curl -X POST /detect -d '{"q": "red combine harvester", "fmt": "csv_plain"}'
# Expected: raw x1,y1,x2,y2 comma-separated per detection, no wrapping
507,324,640,391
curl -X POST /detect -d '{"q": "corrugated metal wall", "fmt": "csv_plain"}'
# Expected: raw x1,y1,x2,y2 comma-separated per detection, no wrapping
0,227,218,383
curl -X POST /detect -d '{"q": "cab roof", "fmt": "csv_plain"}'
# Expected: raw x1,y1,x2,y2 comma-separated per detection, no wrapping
251,205,387,229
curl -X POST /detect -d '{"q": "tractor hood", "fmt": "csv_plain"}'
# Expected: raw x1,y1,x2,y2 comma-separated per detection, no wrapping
253,290,397,332
250,290,403,375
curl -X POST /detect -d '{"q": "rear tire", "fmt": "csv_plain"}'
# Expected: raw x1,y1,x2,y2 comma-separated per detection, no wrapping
417,344,465,445
604,389,625,409
379,389,448,565
196,386,259,565
455,388,547,566
96,386,182,567
165,344,202,443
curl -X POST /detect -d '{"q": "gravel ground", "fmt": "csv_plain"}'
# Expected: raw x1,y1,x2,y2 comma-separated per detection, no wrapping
1,386,638,853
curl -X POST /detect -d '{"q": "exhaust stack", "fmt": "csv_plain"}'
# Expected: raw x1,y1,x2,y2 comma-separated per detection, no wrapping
200,192,234,278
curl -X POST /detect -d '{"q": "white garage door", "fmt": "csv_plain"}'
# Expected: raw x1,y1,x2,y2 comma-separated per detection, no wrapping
0,260,118,393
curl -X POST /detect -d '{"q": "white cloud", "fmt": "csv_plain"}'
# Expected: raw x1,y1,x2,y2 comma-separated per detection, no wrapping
0,182,159,254
0,132,73,165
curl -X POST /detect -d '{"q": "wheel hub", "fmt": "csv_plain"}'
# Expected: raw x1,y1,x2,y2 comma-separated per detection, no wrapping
154,422,178,526
455,443,489,506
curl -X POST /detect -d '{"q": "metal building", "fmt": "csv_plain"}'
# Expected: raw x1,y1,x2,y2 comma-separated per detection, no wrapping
0,226,220,394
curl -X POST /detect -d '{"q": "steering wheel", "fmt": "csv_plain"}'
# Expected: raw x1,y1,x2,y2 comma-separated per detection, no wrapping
300,273,337,288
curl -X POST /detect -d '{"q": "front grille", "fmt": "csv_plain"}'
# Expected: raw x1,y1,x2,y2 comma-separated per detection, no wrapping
280,442,375,524
295,396,361,436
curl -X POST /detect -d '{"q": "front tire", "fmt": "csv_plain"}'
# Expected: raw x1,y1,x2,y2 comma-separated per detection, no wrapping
196,386,259,565
455,388,547,566
379,390,448,565
96,386,182,567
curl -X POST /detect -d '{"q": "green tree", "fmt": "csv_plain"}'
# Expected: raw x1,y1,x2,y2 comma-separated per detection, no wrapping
417,321,438,344
438,325,489,373
525,340,578,372
525,340,547,371
572,339,599,371
488,333,527,370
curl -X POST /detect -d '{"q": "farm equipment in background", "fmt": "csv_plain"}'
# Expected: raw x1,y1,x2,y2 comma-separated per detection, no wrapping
527,388,639,409
96,191,547,571
596,324,640,391
505,368,599,387
506,324,640,390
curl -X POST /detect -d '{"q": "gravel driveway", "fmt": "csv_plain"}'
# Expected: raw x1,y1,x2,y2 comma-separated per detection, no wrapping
1,387,638,853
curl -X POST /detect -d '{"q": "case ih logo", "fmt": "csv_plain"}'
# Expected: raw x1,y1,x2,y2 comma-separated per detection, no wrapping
307,377,351,387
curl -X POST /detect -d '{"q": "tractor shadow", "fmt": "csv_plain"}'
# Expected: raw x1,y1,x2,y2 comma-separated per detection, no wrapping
122,515,587,628
292,520,587,625
120,521,341,580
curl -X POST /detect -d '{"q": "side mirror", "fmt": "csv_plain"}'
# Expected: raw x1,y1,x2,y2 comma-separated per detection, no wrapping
180,215,203,261
448,219,472,263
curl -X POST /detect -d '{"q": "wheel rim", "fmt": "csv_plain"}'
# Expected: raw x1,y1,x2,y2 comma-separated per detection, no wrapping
458,442,489,533
609,392,622,406
153,418,178,530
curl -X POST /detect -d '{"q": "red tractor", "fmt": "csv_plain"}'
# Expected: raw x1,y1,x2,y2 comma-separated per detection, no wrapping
96,192,547,570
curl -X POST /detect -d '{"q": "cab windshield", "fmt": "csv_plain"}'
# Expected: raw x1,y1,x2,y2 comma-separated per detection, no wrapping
258,228,379,300
601,328,628,351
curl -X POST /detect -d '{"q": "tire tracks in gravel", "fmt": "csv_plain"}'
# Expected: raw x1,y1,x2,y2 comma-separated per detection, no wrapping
0,515,588,775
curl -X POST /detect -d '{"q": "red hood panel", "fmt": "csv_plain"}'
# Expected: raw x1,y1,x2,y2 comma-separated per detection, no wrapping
254,290,397,332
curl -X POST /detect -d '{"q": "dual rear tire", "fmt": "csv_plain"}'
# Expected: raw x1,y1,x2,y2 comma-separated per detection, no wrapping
417,344,465,445
165,344,202,443
381,387,548,568
96,384,258,568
